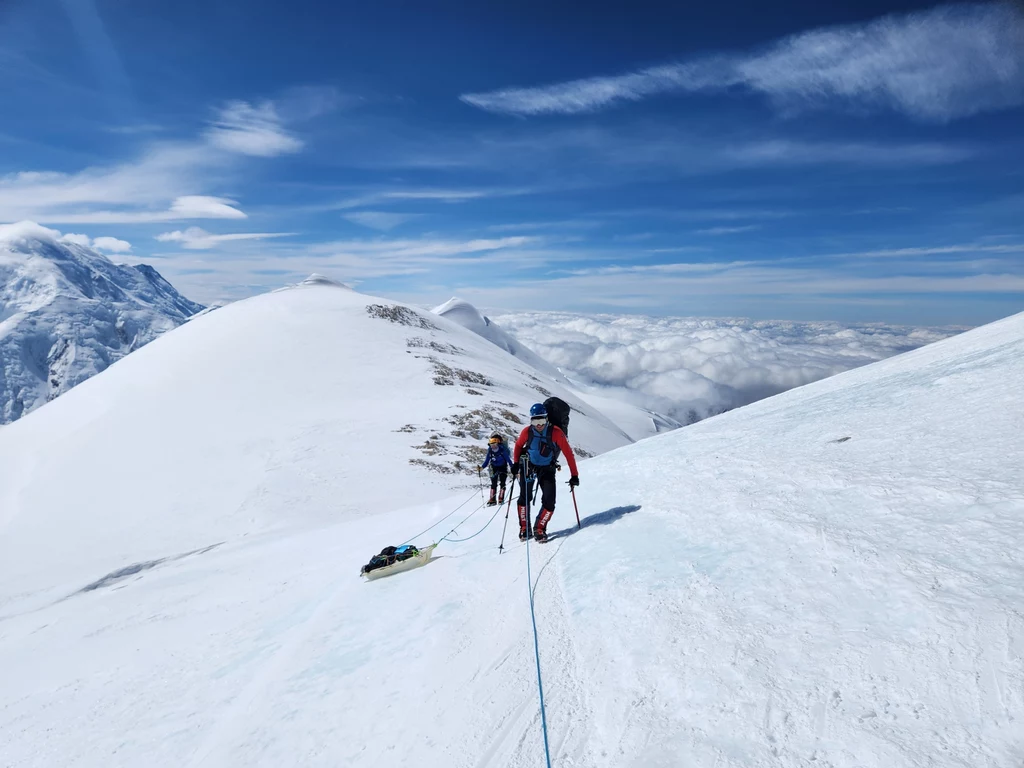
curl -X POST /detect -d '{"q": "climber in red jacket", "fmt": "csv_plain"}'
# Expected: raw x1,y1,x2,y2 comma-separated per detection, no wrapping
511,402,579,543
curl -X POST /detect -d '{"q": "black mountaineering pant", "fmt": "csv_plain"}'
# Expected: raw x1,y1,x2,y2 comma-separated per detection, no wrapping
518,465,557,513
489,467,508,492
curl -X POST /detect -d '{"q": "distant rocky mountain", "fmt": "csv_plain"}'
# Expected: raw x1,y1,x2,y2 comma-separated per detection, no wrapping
0,222,204,424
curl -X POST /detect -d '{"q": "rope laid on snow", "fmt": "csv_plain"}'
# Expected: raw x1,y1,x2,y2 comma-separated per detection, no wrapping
443,474,519,544
525,531,554,768
435,497,489,542
400,487,480,546
441,504,504,543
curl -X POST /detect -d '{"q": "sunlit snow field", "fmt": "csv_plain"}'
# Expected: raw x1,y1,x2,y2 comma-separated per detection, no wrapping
1,283,1021,767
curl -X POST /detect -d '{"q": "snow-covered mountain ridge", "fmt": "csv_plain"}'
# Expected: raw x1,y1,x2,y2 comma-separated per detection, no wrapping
433,296,685,440
432,296,568,382
1,294,1021,765
0,222,203,423
0,279,631,609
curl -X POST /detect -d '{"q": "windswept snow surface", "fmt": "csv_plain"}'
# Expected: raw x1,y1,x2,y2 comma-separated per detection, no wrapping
0,222,204,423
2,309,1023,767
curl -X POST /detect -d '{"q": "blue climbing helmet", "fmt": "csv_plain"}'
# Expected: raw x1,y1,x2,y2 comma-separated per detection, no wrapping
529,403,547,419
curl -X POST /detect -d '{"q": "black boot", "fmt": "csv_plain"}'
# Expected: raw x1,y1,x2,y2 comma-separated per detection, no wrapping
518,505,530,541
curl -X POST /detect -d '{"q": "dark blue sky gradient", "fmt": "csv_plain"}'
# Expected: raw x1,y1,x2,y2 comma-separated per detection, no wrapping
0,0,1022,324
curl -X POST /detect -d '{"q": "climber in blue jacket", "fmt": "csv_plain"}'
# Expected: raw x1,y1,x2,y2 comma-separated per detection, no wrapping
480,432,513,505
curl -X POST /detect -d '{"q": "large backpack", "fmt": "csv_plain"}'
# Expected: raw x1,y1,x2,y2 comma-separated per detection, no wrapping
543,397,571,437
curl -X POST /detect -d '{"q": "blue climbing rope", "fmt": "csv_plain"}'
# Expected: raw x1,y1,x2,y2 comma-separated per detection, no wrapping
441,504,503,543
400,488,480,546
525,514,554,767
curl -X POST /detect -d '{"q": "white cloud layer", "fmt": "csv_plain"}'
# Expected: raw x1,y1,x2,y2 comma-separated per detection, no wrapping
59,233,131,252
169,196,247,220
91,236,132,253
155,227,293,250
489,311,964,422
204,101,304,157
462,3,1024,121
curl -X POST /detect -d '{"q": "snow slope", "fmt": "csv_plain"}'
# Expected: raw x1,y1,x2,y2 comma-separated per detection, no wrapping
2,308,1022,767
0,277,630,609
0,222,204,424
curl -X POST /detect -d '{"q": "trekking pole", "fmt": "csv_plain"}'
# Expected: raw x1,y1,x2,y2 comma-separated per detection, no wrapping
570,486,581,529
495,475,512,552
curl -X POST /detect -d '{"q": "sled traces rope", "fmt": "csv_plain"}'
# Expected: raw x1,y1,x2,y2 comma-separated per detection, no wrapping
399,487,479,546
440,504,503,543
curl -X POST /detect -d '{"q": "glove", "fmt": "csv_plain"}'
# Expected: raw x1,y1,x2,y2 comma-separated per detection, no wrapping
568,475,580,488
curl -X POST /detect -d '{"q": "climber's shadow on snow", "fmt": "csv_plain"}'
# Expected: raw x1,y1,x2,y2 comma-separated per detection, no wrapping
546,504,641,542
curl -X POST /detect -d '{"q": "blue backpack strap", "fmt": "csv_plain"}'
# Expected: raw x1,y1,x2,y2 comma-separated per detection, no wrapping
527,423,555,465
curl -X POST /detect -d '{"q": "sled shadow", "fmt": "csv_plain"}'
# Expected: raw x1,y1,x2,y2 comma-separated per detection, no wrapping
546,504,642,542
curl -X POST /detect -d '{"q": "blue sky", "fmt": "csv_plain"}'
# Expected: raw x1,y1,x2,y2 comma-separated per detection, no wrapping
1,0,1022,324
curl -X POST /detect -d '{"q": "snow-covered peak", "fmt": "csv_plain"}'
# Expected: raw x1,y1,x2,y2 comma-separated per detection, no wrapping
432,297,490,332
432,296,567,382
0,222,204,422
298,273,352,289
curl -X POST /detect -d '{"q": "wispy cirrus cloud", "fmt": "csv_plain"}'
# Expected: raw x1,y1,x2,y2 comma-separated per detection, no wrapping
331,187,535,211
204,101,303,157
342,211,421,231
33,196,247,224
695,225,759,235
461,3,1024,121
722,139,977,166
155,227,294,250
414,262,1024,325
393,123,976,178
156,234,557,300
306,235,541,266
0,94,307,224
825,242,1024,259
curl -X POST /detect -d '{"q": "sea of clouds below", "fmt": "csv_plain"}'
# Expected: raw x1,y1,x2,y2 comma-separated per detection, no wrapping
488,311,966,424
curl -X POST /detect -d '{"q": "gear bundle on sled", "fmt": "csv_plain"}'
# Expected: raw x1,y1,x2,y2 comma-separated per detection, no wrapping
360,543,438,581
